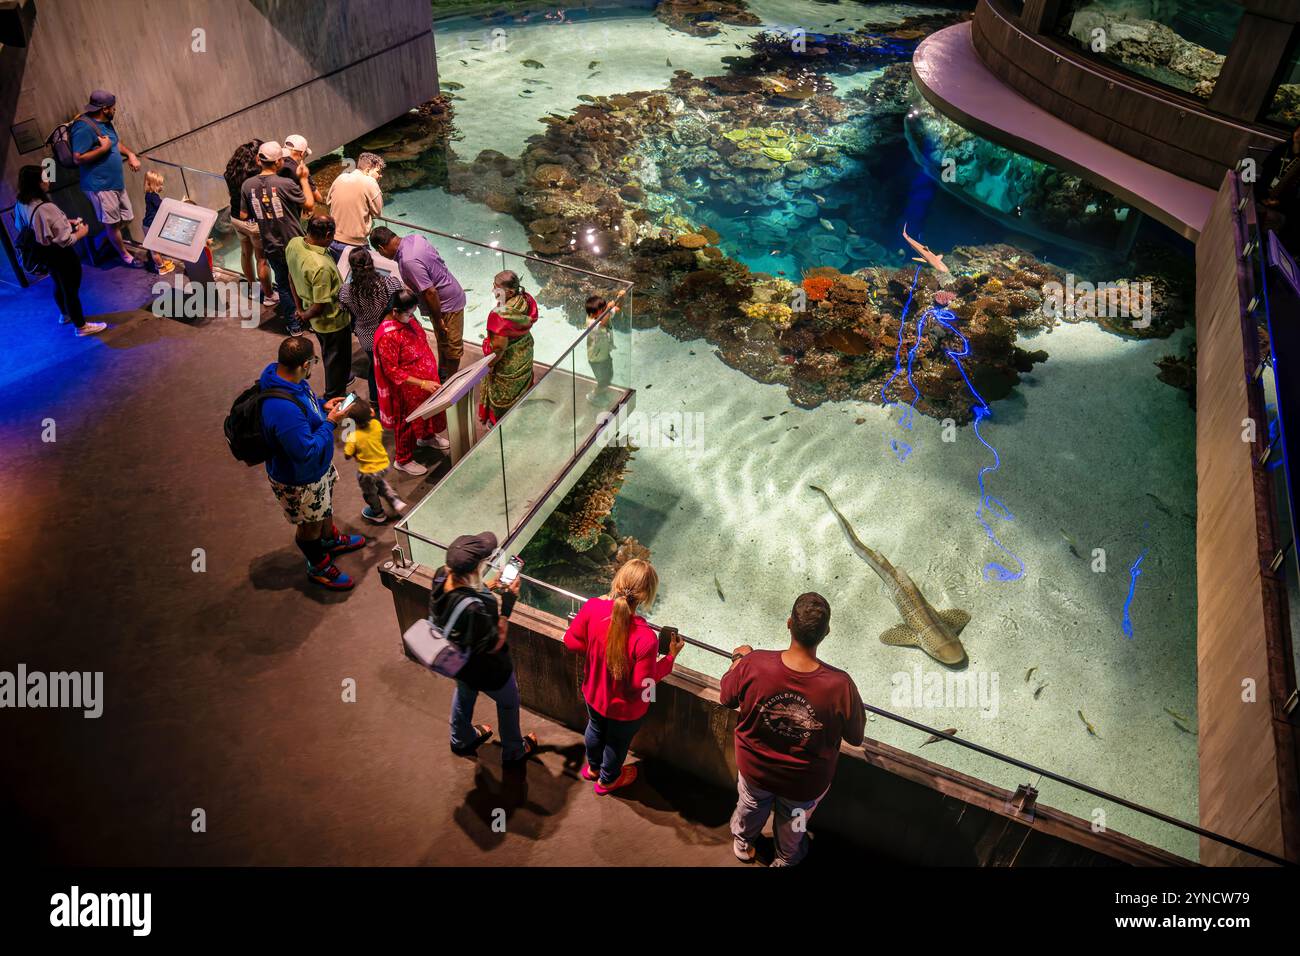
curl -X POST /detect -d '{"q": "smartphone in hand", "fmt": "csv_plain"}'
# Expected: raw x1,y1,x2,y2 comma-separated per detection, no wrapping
657,626,679,657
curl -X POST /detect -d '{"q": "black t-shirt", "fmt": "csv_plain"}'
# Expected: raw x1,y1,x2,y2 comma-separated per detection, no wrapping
279,159,319,196
429,573,513,692
240,172,306,255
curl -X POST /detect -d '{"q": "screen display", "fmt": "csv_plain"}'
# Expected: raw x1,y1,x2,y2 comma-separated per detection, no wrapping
159,213,201,246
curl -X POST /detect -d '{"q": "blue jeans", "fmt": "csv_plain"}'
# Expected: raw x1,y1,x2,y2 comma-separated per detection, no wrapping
584,703,643,785
265,250,295,327
451,672,524,759
731,773,829,867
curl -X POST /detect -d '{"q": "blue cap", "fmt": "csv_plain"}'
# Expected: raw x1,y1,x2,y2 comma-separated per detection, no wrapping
84,90,116,113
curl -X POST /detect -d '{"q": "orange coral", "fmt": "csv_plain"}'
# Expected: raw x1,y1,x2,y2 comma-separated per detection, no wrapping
802,276,835,302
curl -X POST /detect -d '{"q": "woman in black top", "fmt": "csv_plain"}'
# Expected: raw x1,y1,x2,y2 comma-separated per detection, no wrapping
223,140,274,305
340,247,402,403
433,532,538,760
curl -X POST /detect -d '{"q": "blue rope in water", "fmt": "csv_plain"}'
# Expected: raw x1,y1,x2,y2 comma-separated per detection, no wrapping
883,266,1025,583
1121,547,1147,640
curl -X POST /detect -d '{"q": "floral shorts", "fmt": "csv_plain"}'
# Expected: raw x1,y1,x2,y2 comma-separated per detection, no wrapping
269,464,338,525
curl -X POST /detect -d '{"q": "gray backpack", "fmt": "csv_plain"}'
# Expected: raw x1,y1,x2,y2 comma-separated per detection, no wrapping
402,595,478,677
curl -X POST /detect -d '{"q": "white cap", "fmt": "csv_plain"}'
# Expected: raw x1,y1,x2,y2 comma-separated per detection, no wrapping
257,140,283,163
283,134,312,156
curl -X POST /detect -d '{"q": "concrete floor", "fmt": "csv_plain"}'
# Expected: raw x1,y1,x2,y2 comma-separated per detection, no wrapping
0,258,861,867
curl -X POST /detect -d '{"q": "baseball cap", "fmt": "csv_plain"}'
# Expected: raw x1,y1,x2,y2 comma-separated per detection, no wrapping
283,134,312,156
257,141,283,163
447,532,498,574
84,89,116,113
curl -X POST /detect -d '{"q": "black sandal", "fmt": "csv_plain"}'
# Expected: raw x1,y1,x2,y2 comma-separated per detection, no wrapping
450,724,494,757
503,732,539,763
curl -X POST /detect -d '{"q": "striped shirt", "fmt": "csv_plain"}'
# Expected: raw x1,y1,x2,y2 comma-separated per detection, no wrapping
340,273,403,351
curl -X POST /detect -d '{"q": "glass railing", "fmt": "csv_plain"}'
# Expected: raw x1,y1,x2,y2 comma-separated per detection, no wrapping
389,216,635,571
1052,0,1244,102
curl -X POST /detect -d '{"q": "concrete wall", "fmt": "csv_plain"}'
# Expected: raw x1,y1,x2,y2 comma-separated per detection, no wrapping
1,0,435,230
382,562,1187,865
1193,173,1300,865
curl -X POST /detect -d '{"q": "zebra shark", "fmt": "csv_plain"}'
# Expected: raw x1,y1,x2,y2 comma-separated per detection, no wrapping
810,484,970,666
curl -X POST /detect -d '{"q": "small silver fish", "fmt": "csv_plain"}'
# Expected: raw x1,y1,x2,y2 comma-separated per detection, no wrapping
819,219,834,231
812,193,827,203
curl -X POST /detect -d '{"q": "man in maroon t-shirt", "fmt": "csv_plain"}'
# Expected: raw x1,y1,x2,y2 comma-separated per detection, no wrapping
719,592,866,866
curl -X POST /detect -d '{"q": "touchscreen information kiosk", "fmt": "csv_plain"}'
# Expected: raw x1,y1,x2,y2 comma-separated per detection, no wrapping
142,198,219,270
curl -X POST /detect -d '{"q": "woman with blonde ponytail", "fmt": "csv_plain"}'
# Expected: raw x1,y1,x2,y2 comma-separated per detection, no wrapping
563,559,683,794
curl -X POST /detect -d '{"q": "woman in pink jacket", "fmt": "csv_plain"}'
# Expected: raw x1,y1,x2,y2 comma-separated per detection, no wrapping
563,559,684,794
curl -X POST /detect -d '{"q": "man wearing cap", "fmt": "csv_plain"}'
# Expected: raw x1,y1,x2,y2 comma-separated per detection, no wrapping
281,134,323,211
241,141,314,334
286,215,352,400
369,226,467,375
430,532,538,762
70,90,143,267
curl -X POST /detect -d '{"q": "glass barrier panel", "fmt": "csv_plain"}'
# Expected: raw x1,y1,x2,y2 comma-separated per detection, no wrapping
401,425,512,547
497,335,582,538
517,576,581,622
399,531,447,577
1054,0,1244,101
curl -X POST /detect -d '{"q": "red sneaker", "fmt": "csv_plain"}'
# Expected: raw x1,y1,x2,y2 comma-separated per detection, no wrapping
324,533,366,556
307,561,355,591
594,765,638,795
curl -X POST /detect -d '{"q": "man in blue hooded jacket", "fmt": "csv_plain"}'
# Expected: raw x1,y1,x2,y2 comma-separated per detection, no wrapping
260,336,366,590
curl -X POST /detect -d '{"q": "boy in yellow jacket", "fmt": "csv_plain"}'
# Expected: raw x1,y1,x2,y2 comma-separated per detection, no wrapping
342,398,408,523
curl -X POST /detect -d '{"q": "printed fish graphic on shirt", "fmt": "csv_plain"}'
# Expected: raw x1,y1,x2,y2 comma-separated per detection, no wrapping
810,484,970,666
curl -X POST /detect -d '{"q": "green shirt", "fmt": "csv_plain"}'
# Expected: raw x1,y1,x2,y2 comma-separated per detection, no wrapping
285,236,346,333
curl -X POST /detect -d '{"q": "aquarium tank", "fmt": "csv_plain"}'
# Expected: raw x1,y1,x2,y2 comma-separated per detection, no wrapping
300,0,1204,858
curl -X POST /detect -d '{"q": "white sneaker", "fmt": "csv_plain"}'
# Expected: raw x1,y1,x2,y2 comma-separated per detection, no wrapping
733,837,755,863
417,433,451,451
392,499,409,514
392,460,428,476
262,290,280,306
76,322,108,337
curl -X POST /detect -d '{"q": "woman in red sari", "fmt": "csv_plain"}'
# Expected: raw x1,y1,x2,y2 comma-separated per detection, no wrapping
374,289,449,477
479,270,539,426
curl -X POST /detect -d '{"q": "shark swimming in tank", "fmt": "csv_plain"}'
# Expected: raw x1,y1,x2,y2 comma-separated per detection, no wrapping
809,485,970,666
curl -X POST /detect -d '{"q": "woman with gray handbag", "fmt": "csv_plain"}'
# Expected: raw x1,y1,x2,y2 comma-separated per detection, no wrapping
428,532,539,761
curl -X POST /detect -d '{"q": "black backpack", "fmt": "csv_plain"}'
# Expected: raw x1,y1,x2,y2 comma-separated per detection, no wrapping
15,201,50,276
47,115,93,170
224,382,311,466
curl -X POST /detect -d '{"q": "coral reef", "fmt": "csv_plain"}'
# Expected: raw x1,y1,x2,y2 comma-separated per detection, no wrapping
518,444,648,594
313,95,459,201
655,0,759,37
